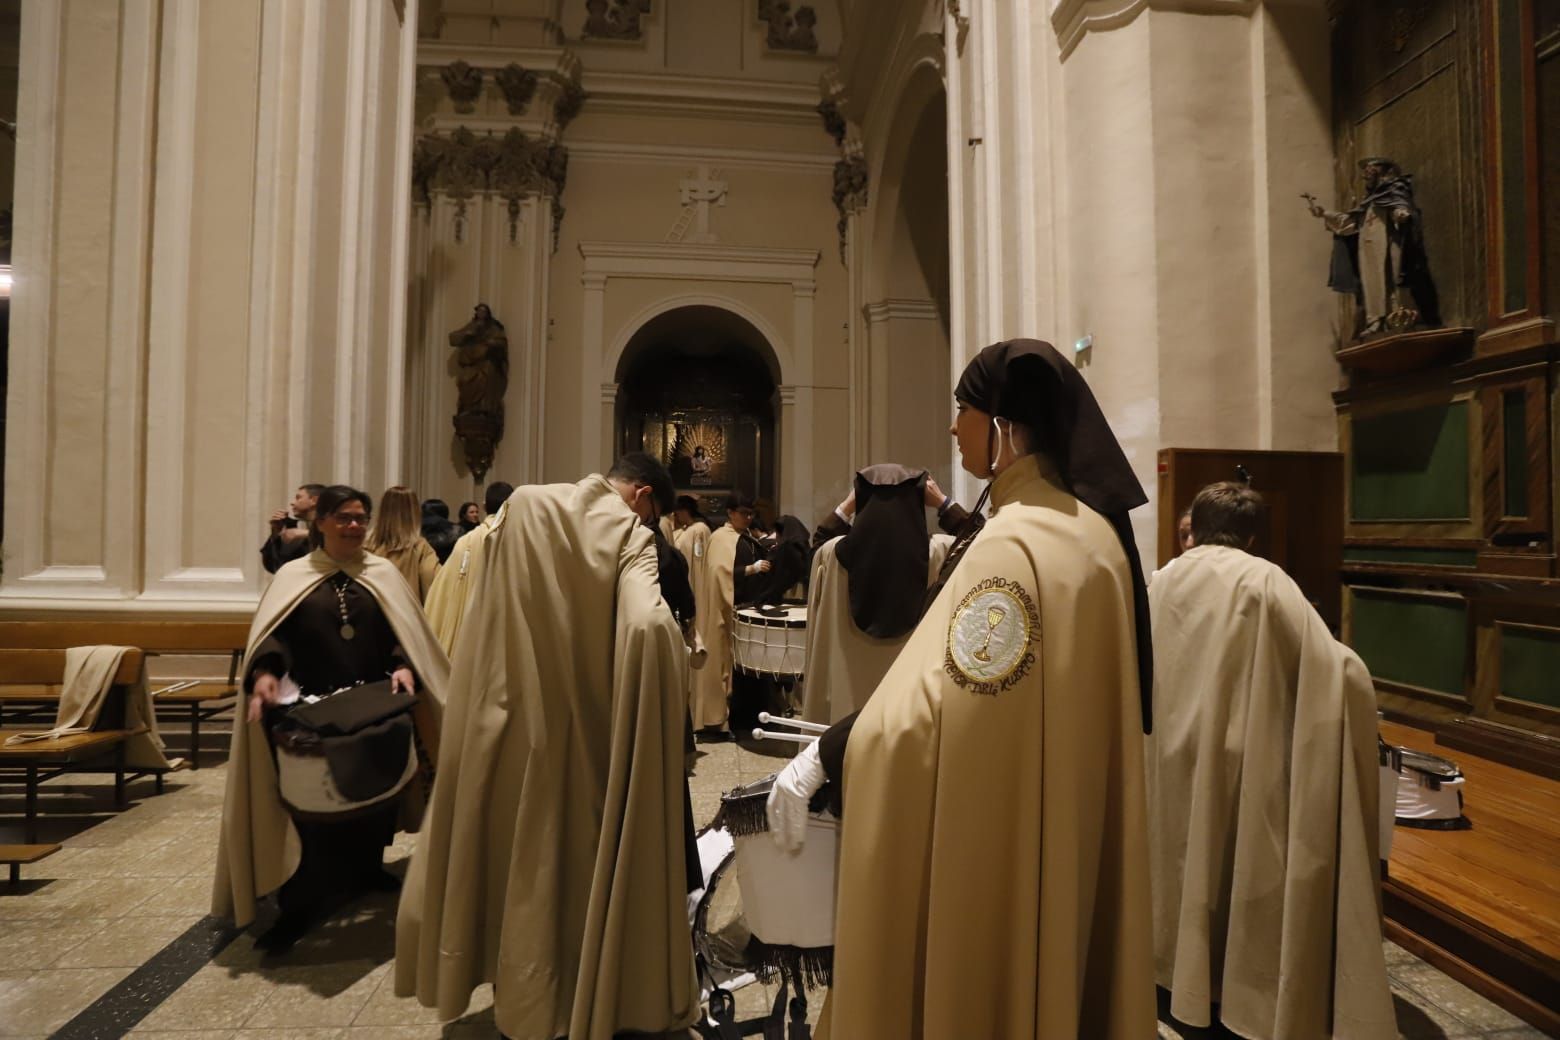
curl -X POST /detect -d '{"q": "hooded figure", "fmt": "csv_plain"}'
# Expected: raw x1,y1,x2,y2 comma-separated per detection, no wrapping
394,463,698,1040
772,339,1156,1039
1147,484,1394,1039
801,464,953,724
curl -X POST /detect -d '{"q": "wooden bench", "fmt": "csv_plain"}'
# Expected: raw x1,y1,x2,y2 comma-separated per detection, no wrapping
0,621,249,768
0,843,62,886
0,649,167,842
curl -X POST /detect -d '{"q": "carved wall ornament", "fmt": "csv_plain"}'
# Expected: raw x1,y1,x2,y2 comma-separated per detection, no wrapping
583,0,651,40
449,304,509,484
758,0,819,52
831,155,869,261
555,81,587,131
1388,4,1424,53
494,63,539,115
816,100,847,147
440,60,484,114
413,127,570,245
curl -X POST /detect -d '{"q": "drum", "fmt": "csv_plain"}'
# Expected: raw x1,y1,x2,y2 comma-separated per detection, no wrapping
707,774,837,977
272,681,419,821
1394,746,1470,829
733,605,808,678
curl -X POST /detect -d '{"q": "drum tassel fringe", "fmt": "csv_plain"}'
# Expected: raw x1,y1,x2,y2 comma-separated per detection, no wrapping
747,938,833,990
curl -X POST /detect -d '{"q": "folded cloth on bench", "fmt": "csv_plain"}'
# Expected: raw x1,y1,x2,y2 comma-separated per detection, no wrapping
4,645,172,769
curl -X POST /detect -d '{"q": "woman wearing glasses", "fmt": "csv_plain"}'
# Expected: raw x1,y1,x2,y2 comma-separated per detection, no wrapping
214,485,449,954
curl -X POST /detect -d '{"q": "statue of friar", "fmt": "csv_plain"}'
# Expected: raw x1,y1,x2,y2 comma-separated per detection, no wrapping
1305,157,1441,339
449,304,509,482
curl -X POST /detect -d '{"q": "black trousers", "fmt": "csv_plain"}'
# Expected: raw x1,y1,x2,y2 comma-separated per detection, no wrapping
278,805,396,919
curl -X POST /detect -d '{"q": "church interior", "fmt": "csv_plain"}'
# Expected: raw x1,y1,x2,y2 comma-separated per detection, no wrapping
0,0,1558,1037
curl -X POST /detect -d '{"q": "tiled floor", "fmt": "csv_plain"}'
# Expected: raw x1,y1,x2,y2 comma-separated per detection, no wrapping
0,728,1551,1039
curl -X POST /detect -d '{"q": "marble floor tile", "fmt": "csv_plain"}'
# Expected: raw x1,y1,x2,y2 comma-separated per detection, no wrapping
0,917,109,972
1392,963,1533,1033
52,913,203,969
133,966,277,1032
0,966,134,1036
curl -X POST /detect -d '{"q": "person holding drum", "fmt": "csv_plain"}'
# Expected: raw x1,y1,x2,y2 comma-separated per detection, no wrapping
1146,481,1394,1039
214,484,448,954
769,339,1157,1039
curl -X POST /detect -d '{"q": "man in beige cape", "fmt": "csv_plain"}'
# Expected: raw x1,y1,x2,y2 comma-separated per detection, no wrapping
424,481,513,655
213,546,448,931
1147,482,1394,1039
801,464,952,724
690,501,739,731
394,453,698,1040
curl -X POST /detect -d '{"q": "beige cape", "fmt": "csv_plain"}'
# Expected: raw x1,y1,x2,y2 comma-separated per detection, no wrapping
3,645,172,769
1146,545,1394,1039
822,454,1154,1039
394,475,698,1040
423,507,507,655
376,538,439,603
689,523,737,729
800,533,952,724
211,549,449,929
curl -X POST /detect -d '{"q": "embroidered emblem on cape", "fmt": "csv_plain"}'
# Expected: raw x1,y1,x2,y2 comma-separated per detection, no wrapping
945,577,1038,695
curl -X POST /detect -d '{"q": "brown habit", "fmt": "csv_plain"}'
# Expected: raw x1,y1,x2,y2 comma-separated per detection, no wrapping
1147,545,1394,1039
822,454,1155,1039
212,550,448,928
394,475,698,1040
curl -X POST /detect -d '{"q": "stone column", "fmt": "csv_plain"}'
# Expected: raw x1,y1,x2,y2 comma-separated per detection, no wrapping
2,0,421,614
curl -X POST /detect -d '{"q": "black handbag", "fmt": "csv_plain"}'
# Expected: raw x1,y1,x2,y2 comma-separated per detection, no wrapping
272,680,418,815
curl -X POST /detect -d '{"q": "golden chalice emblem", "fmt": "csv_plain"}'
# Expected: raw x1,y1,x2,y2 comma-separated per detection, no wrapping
973,605,1006,663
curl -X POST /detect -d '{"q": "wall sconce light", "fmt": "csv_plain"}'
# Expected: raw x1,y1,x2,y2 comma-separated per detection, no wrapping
1073,333,1093,367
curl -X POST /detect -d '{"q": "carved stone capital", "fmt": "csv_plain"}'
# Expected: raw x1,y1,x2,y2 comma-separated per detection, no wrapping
583,0,651,41
413,126,571,243
440,60,484,114
494,63,539,115
758,0,819,53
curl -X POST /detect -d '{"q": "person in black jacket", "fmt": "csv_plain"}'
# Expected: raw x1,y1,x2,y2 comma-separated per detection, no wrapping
260,483,323,575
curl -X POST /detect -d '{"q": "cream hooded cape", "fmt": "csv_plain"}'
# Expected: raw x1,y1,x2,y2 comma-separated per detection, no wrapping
423,506,507,655
3,646,172,769
822,454,1154,1039
689,523,737,729
212,550,449,929
1146,545,1394,1039
800,533,952,724
394,475,698,1040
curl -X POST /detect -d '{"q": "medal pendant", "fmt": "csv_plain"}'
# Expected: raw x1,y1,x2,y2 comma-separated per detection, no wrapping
339,623,356,641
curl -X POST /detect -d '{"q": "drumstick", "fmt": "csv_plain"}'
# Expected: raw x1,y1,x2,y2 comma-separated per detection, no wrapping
751,728,819,745
757,712,828,734
152,680,200,697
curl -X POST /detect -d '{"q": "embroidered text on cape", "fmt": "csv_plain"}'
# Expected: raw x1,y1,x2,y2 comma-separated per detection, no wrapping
944,576,1039,695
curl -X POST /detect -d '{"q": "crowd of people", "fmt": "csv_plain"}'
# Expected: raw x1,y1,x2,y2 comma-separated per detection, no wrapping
222,337,1393,1040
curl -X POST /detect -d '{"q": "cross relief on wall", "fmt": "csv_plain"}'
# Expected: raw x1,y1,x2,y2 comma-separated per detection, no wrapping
668,165,728,244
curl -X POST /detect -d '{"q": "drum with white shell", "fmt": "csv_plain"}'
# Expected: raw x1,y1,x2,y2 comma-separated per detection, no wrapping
733,605,809,679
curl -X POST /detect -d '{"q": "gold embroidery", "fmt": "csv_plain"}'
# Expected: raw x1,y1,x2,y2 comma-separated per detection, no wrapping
944,577,1039,695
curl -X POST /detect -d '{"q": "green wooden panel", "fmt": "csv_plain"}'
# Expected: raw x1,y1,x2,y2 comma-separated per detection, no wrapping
1501,626,1560,708
1343,546,1478,567
1503,390,1528,518
1351,401,1470,521
1350,589,1467,695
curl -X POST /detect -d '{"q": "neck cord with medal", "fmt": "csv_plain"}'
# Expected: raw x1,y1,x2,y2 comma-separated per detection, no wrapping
332,572,356,641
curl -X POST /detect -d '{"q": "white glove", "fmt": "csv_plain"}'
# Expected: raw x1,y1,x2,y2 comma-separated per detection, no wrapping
766,739,827,853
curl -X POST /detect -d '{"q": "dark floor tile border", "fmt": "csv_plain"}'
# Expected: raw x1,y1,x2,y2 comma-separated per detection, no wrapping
49,914,240,1040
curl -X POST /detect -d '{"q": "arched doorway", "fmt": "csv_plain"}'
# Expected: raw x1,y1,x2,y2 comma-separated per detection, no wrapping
615,305,779,513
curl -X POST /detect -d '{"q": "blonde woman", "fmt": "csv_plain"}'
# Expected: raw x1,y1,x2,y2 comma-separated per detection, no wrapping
366,486,439,603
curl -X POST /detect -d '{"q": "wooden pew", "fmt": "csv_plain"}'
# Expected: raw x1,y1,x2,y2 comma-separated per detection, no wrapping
0,649,158,843
0,842,61,886
0,621,249,768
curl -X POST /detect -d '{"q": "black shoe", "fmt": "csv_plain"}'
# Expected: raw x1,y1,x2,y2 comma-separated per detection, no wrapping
255,910,312,954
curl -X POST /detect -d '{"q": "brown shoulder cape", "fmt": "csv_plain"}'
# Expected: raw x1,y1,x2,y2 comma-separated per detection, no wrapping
394,475,698,1040
801,533,952,724
212,549,448,928
1147,545,1393,1039
820,454,1154,1039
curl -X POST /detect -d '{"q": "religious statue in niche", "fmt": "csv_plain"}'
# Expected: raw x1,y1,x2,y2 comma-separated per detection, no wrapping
583,0,651,40
449,304,509,483
1304,157,1442,340
759,0,819,52
673,421,727,487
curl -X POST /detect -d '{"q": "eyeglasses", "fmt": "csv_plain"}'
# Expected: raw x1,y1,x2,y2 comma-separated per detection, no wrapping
330,513,371,527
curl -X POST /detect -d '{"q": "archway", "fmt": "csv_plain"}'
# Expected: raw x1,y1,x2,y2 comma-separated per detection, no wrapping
614,304,780,513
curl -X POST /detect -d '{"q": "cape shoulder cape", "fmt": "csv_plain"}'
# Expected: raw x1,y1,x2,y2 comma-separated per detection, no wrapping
1147,545,1393,1039
801,533,952,724
689,523,737,729
822,455,1154,1039
394,475,697,1040
212,550,449,928
423,505,507,655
